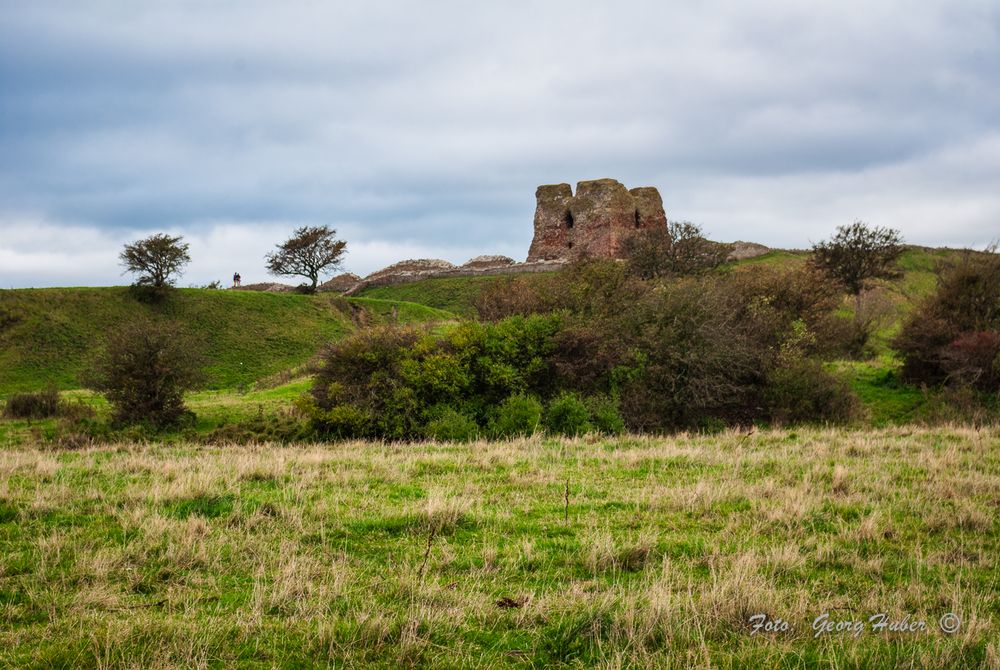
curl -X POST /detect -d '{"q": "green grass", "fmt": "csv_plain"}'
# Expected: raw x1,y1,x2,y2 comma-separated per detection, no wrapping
0,426,996,668
727,249,809,268
832,358,928,426
0,288,456,397
347,296,457,323
356,275,513,317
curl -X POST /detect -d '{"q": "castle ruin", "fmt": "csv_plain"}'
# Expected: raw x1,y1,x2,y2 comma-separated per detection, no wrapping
527,178,667,262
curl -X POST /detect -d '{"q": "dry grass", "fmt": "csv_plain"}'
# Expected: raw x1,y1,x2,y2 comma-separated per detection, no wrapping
0,426,997,668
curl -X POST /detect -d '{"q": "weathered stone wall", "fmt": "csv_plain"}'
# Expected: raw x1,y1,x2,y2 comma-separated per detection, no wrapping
527,178,667,262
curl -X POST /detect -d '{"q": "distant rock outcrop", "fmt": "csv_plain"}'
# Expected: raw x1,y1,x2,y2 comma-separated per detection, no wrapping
527,178,667,262
461,255,516,270
727,241,771,261
365,259,456,282
318,273,362,293
232,282,296,293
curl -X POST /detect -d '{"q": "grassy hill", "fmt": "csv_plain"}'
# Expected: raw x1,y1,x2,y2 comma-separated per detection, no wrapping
0,288,453,395
0,246,973,423
356,275,513,317
358,246,957,325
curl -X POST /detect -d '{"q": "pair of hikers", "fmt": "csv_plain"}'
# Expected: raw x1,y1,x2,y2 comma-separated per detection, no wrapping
232,272,241,287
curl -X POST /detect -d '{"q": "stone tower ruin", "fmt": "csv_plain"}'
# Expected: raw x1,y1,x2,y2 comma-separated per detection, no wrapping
526,178,667,262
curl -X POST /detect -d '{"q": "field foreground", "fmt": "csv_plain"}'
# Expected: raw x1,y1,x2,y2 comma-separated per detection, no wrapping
1,427,998,669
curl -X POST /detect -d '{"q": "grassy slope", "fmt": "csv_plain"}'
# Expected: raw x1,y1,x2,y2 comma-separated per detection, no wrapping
0,247,970,424
356,275,513,317
356,247,955,323
1,427,996,668
0,288,456,396
348,296,457,324
0,288,354,394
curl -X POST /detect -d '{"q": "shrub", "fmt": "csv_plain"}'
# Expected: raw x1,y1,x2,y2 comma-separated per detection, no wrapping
896,248,1000,386
545,392,591,437
205,411,314,444
474,260,642,322
488,394,542,439
913,386,999,426
616,279,770,430
764,358,861,425
425,407,479,442
302,401,372,440
623,221,731,279
312,257,866,437
84,318,204,428
586,395,625,434
310,316,560,441
3,387,60,419
939,331,1000,392
727,264,847,357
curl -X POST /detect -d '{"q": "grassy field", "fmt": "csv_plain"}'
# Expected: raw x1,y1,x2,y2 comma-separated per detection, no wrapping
0,427,997,668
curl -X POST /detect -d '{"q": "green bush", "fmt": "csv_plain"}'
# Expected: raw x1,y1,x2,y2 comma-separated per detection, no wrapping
3,387,60,419
764,358,860,425
310,257,880,438
310,316,561,441
489,394,542,439
206,413,314,444
586,395,625,434
425,407,479,442
84,318,204,428
545,392,591,437
300,399,372,440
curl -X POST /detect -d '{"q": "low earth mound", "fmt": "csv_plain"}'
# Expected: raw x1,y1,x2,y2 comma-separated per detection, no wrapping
0,288,353,393
0,288,451,395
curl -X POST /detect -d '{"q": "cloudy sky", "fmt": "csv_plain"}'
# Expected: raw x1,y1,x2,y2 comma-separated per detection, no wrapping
1,1,998,288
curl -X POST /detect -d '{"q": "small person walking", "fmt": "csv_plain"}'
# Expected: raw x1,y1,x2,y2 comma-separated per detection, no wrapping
233,272,241,287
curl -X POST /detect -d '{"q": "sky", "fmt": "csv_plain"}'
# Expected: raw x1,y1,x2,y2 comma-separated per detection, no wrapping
1,1,999,288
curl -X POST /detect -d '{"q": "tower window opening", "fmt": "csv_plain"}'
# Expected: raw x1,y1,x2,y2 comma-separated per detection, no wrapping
565,211,574,229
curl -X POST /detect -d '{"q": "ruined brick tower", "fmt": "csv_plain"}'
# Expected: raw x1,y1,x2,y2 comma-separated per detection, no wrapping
526,178,667,262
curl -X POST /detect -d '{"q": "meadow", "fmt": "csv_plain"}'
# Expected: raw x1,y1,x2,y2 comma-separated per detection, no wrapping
1,426,997,668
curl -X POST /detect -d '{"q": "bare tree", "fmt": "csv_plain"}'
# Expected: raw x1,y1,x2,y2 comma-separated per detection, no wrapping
120,234,191,289
265,226,347,293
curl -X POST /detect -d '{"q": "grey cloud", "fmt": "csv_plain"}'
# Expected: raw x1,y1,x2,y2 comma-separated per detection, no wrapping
1,0,999,287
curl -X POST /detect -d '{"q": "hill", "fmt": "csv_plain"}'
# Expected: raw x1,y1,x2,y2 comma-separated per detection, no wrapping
0,246,973,407
355,274,513,317
0,288,453,395
358,246,959,326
